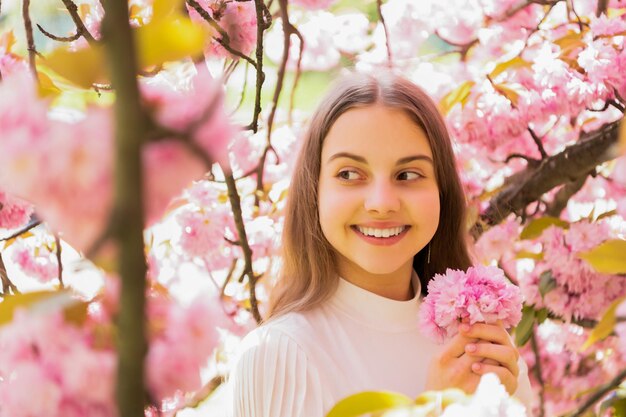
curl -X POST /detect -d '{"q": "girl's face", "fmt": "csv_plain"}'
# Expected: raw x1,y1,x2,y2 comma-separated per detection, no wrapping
318,105,440,287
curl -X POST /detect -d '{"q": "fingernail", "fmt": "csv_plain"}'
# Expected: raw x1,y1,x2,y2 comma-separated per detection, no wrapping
461,324,470,332
466,344,477,353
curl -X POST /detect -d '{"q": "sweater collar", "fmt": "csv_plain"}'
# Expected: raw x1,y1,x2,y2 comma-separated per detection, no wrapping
329,270,422,331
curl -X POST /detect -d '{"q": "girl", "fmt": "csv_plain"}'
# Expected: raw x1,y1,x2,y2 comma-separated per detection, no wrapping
231,72,533,416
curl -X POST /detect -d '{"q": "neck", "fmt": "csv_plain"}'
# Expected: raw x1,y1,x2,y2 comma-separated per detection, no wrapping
337,261,414,301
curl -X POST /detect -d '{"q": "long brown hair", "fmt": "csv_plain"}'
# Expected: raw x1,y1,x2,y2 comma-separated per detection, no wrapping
266,72,472,319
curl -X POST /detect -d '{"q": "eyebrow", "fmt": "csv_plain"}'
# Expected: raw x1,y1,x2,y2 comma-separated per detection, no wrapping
327,152,433,165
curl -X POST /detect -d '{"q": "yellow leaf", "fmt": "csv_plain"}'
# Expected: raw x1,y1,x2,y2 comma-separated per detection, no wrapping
581,295,626,351
0,290,84,327
135,16,208,68
152,0,184,21
493,83,521,107
37,71,62,98
3,231,34,250
439,81,475,115
326,391,413,417
520,217,569,240
515,250,544,261
42,45,107,89
554,31,586,55
0,31,16,53
489,56,531,79
578,239,626,274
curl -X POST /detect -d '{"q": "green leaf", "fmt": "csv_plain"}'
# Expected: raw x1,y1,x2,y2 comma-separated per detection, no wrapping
538,270,558,298
600,394,626,417
581,295,626,351
520,217,569,240
536,307,549,324
326,391,413,417
578,239,626,274
515,305,535,347
439,81,475,115
0,290,87,327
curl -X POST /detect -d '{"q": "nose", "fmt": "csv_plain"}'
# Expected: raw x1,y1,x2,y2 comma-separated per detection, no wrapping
364,179,400,215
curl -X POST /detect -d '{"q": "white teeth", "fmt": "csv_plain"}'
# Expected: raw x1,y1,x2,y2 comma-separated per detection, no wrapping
356,226,405,238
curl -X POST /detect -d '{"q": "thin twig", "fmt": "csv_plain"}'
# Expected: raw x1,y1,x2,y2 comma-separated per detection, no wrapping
376,0,393,68
22,0,39,83
222,167,262,324
60,0,96,44
530,327,546,417
37,24,82,42
288,27,304,124
246,0,271,132
528,127,549,159
0,217,42,241
568,368,626,417
0,251,20,296
596,0,608,17
185,0,258,67
221,257,238,297
54,234,64,288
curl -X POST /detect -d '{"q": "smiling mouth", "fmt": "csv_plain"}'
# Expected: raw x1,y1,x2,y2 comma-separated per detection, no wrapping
352,225,409,238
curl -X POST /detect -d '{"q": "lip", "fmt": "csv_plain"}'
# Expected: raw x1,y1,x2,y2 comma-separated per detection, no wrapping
350,225,410,246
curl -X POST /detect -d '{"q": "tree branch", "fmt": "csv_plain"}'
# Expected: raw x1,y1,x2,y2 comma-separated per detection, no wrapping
60,0,96,44
568,368,626,417
222,167,262,324
530,327,546,417
545,173,589,217
22,0,39,83
100,0,148,416
376,0,393,68
54,234,64,288
596,0,609,17
246,0,270,132
0,216,41,241
37,23,82,42
0,251,20,296
475,120,622,235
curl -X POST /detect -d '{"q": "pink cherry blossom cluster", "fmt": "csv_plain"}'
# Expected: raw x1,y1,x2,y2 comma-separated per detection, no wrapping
0,275,237,417
0,67,235,254
11,238,59,284
519,221,626,322
187,0,257,58
419,265,523,343
0,190,33,230
519,320,625,416
0,310,117,417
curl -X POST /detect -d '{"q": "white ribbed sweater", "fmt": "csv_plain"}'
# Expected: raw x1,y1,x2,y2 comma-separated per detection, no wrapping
230,275,533,416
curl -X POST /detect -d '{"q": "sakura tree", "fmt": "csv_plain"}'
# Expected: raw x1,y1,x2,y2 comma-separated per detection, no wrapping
0,0,626,416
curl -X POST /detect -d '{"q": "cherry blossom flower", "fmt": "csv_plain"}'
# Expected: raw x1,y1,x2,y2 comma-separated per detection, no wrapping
0,190,33,230
419,265,523,343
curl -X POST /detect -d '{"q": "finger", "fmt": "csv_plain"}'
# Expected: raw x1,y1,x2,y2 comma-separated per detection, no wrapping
464,343,519,377
440,333,478,361
460,322,512,346
470,362,518,395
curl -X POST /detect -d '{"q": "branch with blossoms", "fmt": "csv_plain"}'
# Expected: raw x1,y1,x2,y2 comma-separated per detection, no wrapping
475,120,622,235
568,368,626,417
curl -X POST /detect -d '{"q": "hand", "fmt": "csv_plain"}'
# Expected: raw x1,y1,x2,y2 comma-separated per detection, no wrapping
460,322,520,395
425,322,520,395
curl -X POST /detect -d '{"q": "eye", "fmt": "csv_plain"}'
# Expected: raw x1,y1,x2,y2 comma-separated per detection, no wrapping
337,169,362,181
397,171,423,181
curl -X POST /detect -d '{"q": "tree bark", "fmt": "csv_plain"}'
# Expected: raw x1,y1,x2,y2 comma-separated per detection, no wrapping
475,120,621,235
100,1,148,416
